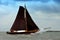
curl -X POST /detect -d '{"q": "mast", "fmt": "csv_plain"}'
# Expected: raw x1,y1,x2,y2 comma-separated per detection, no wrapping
24,4,27,32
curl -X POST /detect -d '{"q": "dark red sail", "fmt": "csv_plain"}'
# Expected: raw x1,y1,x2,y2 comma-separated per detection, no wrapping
10,6,26,31
10,6,39,32
26,9,39,31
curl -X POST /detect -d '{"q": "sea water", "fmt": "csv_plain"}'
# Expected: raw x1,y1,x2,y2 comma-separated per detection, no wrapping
0,32,60,40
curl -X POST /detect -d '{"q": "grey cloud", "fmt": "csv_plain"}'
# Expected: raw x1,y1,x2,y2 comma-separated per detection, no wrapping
39,0,50,3
14,0,50,2
29,2,60,13
14,0,38,1
53,0,60,3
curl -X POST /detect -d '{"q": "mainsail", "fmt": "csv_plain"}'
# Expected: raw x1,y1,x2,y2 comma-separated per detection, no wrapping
10,6,39,33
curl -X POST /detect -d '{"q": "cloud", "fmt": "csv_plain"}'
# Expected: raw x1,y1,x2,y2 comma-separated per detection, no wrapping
0,0,60,14
53,0,60,3
0,0,18,6
14,0,60,3
0,5,18,17
35,5,60,13
25,1,60,13
14,0,50,2
14,0,41,1
39,0,50,3
14,0,32,1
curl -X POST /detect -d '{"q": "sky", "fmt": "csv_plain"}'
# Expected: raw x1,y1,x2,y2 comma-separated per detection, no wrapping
0,0,60,31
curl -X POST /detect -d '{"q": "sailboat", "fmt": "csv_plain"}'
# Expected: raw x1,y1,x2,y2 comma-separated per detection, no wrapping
7,5,39,34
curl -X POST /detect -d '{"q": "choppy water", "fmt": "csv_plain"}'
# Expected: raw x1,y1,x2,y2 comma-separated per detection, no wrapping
0,32,60,40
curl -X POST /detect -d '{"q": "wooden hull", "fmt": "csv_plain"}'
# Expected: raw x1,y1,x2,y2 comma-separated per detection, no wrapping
6,32,34,34
6,30,39,34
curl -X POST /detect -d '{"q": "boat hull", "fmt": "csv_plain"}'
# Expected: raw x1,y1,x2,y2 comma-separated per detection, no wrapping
6,32,33,34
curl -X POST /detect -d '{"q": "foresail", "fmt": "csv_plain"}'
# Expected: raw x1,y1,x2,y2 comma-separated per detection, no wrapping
10,6,26,31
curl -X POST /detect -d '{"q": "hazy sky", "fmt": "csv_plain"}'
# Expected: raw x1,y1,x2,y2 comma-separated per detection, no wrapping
0,0,60,31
